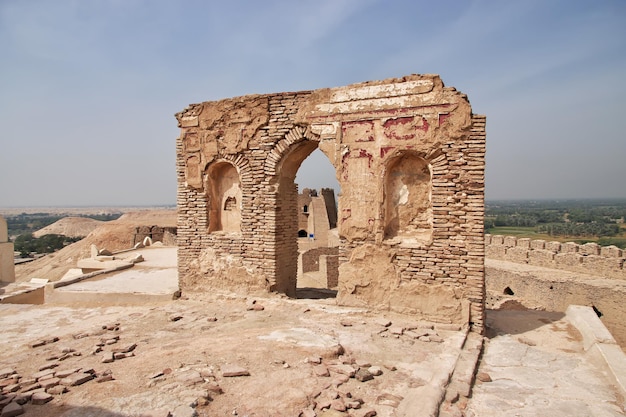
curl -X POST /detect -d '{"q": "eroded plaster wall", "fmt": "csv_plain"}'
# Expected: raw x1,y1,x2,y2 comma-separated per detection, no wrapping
176,74,486,330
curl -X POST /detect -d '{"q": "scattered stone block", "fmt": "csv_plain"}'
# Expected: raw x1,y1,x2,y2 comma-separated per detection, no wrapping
31,391,53,405
376,318,392,327
328,364,355,378
389,327,404,336
101,353,114,364
3,384,20,393
60,372,94,386
0,401,24,417
104,337,119,345
95,374,114,383
331,374,350,386
19,378,36,386
169,315,183,322
314,367,330,377
352,409,377,417
0,369,16,379
368,366,383,376
330,398,346,411
47,385,68,395
205,382,223,395
355,359,371,368
40,378,60,390
346,400,361,409
175,370,203,386
21,382,41,392
376,393,403,407
0,395,16,408
113,352,135,360
476,372,492,382
354,368,374,382
14,393,31,405
32,369,55,381
221,365,250,377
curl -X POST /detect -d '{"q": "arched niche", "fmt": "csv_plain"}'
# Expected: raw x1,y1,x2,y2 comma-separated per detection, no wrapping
207,161,242,233
384,153,433,242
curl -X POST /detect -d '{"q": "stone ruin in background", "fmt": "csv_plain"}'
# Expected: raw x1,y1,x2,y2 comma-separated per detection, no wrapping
175,74,486,332
0,216,16,283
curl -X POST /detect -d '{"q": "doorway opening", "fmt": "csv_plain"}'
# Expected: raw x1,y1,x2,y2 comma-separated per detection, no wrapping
292,148,340,299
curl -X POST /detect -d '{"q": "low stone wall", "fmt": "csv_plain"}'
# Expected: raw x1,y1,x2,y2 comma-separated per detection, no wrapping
301,247,339,273
134,226,178,247
486,234,625,280
320,255,339,288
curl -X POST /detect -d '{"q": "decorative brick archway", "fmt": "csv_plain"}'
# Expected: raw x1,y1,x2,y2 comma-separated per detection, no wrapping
175,74,486,332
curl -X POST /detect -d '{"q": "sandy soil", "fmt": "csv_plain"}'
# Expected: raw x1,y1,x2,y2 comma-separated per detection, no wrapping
33,217,104,239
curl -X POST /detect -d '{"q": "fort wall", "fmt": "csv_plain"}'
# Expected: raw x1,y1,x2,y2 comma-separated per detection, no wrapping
485,234,625,280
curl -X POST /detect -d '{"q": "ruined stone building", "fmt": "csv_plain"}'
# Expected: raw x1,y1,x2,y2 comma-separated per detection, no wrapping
297,188,337,246
0,216,16,283
175,74,486,331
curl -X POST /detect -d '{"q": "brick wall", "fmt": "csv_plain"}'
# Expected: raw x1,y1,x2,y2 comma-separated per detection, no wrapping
175,75,486,332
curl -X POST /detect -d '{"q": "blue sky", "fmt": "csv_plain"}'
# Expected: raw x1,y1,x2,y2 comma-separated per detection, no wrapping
0,0,625,206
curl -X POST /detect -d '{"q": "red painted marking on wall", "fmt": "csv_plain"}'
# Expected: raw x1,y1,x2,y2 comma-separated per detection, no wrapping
438,113,451,125
381,146,395,158
342,120,375,142
383,117,415,140
356,149,374,168
416,117,429,132
341,150,351,181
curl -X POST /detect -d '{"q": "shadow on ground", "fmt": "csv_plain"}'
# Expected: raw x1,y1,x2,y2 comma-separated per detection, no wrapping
485,309,565,338
296,287,337,299
6,404,130,417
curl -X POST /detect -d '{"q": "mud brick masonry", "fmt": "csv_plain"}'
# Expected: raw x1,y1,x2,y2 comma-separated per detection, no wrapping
175,74,486,332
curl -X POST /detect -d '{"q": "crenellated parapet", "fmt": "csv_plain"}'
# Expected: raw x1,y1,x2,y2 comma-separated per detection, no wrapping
486,234,625,279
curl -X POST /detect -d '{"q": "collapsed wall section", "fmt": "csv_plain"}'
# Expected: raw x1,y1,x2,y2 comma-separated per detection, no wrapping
175,74,486,331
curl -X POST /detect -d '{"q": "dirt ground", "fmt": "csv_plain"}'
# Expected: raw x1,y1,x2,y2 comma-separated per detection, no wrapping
0,289,468,417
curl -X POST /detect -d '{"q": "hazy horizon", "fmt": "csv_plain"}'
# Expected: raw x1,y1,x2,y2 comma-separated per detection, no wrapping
1,1,625,206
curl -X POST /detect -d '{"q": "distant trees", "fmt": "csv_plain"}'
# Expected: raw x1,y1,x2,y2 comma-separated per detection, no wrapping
485,199,625,239
14,233,81,257
537,223,619,238
5,212,122,237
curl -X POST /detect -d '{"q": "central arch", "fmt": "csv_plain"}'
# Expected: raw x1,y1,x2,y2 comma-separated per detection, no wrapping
266,125,336,296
